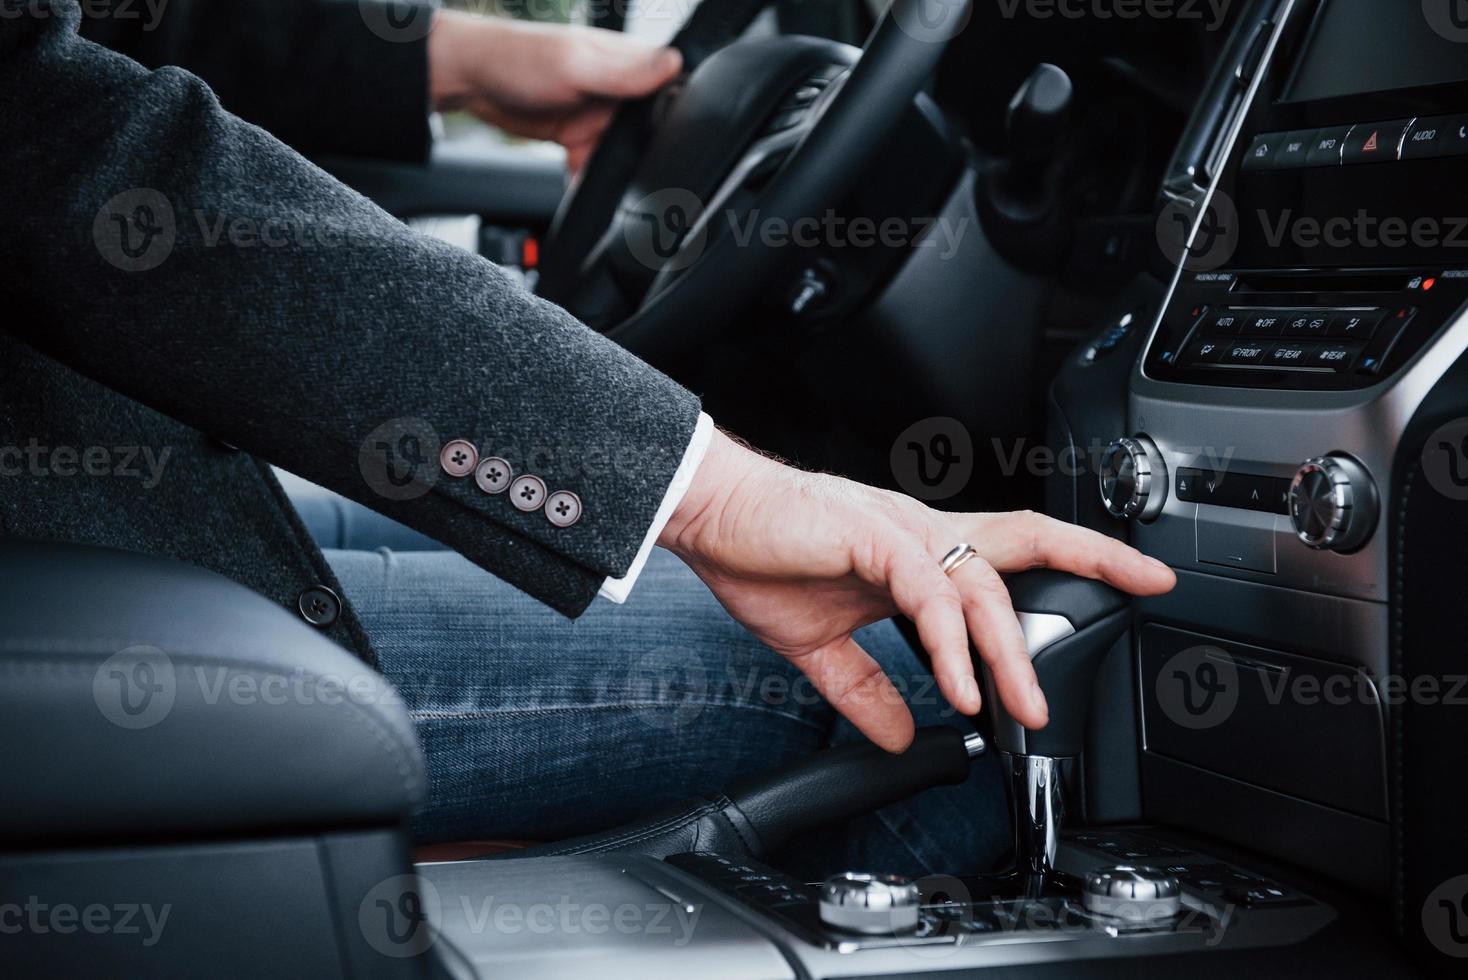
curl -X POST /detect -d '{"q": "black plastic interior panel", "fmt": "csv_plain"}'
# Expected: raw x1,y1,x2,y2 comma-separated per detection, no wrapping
0,829,433,980
1139,624,1387,821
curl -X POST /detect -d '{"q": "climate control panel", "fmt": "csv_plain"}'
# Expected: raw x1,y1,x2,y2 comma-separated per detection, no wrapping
1144,269,1465,391
1174,304,1416,377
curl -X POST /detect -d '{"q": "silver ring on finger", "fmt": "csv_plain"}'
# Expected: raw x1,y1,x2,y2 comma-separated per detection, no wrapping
940,543,978,577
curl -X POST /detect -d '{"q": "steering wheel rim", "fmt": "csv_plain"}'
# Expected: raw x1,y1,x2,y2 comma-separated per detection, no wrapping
538,0,974,372
535,0,774,303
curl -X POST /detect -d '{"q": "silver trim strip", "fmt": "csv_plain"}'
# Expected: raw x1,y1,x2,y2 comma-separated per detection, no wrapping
1017,612,1076,658
1141,0,1297,376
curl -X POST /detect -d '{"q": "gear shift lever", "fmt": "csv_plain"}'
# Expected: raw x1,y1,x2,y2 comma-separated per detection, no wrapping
978,571,1130,879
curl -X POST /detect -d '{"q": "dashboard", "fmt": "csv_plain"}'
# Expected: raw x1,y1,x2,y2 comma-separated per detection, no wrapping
1055,0,1468,924
1146,0,1468,392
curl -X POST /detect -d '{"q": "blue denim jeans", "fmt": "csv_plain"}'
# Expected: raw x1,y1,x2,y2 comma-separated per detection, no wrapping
294,488,1011,879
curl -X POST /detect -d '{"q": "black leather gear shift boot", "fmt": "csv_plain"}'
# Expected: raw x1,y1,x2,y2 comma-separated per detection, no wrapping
502,726,976,861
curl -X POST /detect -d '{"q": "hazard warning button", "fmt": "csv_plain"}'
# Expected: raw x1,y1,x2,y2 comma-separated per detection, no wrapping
1343,119,1412,165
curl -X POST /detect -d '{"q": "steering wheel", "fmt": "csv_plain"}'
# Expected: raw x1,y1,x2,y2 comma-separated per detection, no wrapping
535,0,972,371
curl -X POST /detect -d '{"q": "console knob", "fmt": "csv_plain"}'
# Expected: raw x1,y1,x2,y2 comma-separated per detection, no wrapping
1288,455,1378,552
1099,436,1167,521
818,872,921,935
1082,865,1182,923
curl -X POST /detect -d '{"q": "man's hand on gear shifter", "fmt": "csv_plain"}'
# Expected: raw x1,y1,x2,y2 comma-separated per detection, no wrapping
659,429,1177,753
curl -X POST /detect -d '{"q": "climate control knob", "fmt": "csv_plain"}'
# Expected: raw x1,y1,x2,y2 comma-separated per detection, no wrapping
1288,455,1378,552
1099,436,1167,521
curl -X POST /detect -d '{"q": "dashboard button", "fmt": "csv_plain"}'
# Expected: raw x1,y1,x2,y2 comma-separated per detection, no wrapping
1304,126,1351,166
1206,311,1244,334
1342,119,1411,164
1308,343,1360,370
1177,469,1288,514
1265,342,1316,367
1402,116,1457,160
1432,115,1468,158
1184,337,1227,364
1282,312,1331,337
1327,310,1383,339
1241,313,1285,336
1241,133,1281,171
1222,341,1269,365
1356,307,1416,374
1273,129,1316,169
1176,468,1205,502
1197,509,1276,573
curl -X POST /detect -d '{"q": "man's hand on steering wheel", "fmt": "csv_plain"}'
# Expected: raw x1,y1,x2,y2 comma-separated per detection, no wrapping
428,12,682,173
661,431,1178,753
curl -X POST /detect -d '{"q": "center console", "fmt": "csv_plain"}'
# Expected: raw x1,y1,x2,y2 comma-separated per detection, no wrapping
1106,0,1468,938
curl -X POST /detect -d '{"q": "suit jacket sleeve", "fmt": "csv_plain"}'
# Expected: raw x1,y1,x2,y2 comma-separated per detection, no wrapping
0,2,702,617
78,0,434,162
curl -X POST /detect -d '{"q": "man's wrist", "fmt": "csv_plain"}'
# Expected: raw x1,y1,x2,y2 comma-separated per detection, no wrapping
659,428,757,560
426,9,489,111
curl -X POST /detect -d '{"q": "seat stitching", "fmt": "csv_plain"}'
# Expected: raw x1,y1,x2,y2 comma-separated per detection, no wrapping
540,802,724,856
407,701,827,732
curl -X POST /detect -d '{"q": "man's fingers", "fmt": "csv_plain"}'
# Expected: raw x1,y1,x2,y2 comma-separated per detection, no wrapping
983,512,1177,595
950,557,1050,730
554,105,616,173
882,543,982,716
573,33,683,99
794,638,915,753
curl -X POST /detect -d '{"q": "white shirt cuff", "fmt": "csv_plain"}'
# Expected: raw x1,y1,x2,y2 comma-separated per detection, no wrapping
598,412,714,603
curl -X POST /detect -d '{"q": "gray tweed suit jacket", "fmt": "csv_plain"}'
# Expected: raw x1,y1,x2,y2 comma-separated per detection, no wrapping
0,1,701,665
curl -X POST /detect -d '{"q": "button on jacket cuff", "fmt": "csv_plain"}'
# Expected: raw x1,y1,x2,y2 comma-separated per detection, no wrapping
599,412,714,604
